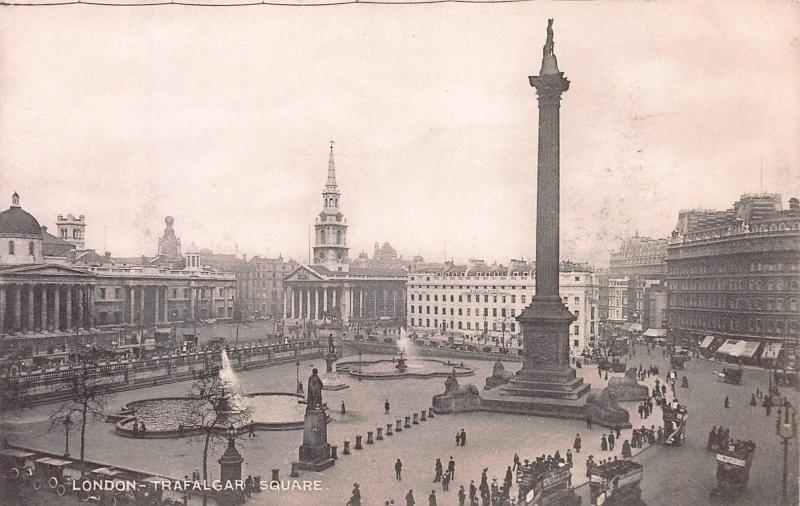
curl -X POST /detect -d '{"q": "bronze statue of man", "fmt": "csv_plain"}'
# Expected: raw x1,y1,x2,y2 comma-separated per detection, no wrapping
306,367,324,411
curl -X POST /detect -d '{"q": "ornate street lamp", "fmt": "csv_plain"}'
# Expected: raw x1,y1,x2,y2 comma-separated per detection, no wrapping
63,413,73,457
776,402,797,505
295,358,301,394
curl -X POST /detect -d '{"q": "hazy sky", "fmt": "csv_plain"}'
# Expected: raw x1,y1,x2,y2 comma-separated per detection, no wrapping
1,1,798,266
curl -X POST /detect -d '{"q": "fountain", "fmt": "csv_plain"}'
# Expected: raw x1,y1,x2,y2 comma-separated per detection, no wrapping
107,349,314,436
395,350,408,373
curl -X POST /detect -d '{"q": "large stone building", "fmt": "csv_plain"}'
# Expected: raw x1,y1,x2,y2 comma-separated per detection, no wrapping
283,145,407,326
601,235,669,337
667,193,800,367
406,259,599,352
0,193,235,353
236,255,297,319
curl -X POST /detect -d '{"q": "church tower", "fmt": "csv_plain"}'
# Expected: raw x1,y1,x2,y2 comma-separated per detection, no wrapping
312,143,349,271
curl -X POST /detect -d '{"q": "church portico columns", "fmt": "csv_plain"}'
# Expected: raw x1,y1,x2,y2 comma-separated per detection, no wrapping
13,285,22,332
26,284,34,331
314,289,320,321
65,285,73,330
53,285,60,331
306,289,311,320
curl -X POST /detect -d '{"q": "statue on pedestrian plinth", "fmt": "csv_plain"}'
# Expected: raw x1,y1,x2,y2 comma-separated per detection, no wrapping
306,368,324,412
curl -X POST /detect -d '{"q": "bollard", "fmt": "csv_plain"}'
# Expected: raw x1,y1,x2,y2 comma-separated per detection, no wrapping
343,440,351,455
413,413,419,424
330,445,338,460
271,469,280,486
428,407,435,418
404,416,411,428
377,427,384,440
355,435,363,450
290,462,299,478
367,431,374,444
387,423,394,436
421,410,427,422
396,419,403,432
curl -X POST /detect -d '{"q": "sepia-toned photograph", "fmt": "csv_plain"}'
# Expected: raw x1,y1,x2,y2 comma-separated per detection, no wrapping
0,1,798,505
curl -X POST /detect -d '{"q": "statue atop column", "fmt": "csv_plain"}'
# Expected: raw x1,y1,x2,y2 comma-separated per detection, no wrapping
306,368,324,411
543,18,554,56
539,18,561,76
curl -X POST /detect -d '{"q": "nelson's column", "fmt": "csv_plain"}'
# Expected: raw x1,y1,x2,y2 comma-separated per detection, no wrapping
483,19,592,419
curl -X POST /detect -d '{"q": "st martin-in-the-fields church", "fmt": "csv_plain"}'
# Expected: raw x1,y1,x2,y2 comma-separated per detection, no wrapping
283,144,406,326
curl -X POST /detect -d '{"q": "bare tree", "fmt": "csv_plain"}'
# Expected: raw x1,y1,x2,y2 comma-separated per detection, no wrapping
183,371,251,506
48,348,114,476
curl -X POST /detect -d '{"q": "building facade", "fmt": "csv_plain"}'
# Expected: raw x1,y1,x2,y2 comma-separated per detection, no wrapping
667,193,800,366
236,256,297,319
405,260,599,351
283,145,407,326
0,193,236,354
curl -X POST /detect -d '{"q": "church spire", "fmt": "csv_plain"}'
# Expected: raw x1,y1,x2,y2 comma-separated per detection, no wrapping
327,140,337,189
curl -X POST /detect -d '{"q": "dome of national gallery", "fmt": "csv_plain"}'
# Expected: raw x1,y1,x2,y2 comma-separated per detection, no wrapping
0,192,43,238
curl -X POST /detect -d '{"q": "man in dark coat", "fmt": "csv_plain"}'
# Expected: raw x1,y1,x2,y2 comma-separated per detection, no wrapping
406,489,415,506
573,433,582,453
448,457,455,479
428,490,437,506
395,458,403,480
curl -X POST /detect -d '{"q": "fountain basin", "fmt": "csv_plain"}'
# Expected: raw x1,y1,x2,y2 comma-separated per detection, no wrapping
337,358,474,380
109,392,317,437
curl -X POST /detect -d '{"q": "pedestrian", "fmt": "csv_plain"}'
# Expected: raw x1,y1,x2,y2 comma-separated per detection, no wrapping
608,432,615,451
601,434,608,451
512,453,520,471
192,468,200,481
247,422,256,438
441,471,449,492
614,425,621,440
586,414,593,429
750,394,757,406
573,433,582,453
621,440,632,458
395,458,403,480
566,449,573,466
385,399,391,414
406,489,416,506
724,396,729,408
448,456,455,479
433,458,443,482
428,490,437,506
341,400,346,415
132,421,139,437
351,483,362,506
244,475,253,498
469,480,478,506
455,432,461,447
140,421,147,436
460,428,467,446
458,485,466,506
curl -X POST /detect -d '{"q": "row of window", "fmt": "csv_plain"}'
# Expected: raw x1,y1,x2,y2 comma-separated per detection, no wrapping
669,261,800,276
407,318,593,336
409,293,582,305
96,287,230,300
669,311,800,335
669,277,799,292
671,295,799,312
7,241,35,256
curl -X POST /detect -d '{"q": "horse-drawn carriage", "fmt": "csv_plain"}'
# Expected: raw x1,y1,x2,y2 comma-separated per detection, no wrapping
517,462,580,505
715,367,743,385
588,460,644,505
598,357,628,374
711,440,756,500
670,354,690,370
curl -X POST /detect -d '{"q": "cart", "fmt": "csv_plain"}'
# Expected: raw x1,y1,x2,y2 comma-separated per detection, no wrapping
0,449,36,482
599,357,628,373
714,367,743,385
662,402,688,446
711,441,755,500
517,463,581,505
589,460,644,505
670,354,689,370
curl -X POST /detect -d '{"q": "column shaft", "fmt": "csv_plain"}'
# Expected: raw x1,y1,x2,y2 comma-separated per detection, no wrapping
53,286,60,331
41,286,48,331
0,285,6,334
65,286,73,330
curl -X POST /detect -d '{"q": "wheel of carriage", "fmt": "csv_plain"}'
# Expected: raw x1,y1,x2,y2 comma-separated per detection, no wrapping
57,484,67,496
32,478,41,490
49,476,59,488
9,468,20,480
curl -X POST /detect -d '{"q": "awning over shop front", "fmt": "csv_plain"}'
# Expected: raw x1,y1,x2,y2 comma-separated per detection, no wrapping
620,322,643,333
716,340,739,355
642,328,667,338
699,336,715,349
734,340,761,359
762,342,783,360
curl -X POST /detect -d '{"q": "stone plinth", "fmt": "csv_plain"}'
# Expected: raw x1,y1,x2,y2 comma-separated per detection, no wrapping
484,359,515,390
295,409,334,472
606,368,649,402
432,374,482,414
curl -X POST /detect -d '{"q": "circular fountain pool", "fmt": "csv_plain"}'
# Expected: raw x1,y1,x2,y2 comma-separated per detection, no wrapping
110,392,309,437
337,358,474,380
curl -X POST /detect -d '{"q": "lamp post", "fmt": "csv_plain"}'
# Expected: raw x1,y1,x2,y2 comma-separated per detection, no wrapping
63,413,73,457
295,358,301,394
776,402,797,505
